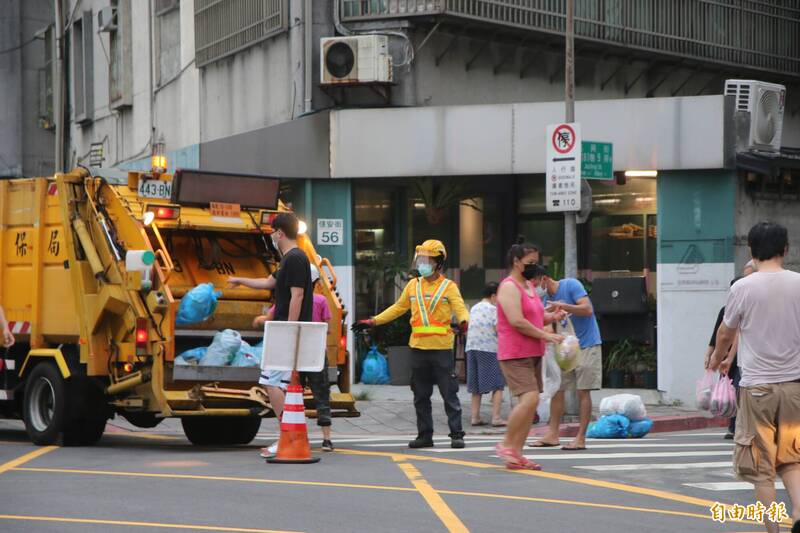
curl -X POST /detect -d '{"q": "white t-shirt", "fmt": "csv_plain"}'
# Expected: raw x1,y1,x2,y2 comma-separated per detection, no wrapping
465,300,498,353
723,270,800,387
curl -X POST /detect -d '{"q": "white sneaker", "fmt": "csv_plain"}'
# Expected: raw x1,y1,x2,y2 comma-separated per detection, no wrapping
259,442,278,458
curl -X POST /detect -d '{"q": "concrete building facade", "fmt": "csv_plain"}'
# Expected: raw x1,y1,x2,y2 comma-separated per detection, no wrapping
11,0,800,402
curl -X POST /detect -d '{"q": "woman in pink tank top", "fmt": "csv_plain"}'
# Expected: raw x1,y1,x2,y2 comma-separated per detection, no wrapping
495,242,565,470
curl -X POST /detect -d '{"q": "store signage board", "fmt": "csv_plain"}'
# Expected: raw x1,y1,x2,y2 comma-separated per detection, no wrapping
581,141,613,180
546,123,581,212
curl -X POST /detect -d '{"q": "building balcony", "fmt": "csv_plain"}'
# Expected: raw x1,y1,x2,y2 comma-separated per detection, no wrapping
340,0,800,80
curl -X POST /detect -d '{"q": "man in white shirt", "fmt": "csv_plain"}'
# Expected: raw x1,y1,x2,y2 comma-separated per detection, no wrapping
711,222,800,533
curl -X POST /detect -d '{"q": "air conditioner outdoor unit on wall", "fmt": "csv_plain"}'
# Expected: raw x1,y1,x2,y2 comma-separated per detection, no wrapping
321,35,392,85
725,79,786,153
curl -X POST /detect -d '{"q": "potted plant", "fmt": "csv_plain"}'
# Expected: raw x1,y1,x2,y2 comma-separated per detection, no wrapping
637,346,658,389
412,178,481,226
605,338,636,388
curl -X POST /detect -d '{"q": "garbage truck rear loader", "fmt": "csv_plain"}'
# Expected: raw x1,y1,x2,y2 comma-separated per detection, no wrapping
0,168,358,446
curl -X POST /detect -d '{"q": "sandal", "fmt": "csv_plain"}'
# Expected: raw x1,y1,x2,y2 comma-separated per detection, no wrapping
470,419,487,427
494,444,542,471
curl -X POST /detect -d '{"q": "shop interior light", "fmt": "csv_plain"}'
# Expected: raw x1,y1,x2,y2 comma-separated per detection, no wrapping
624,170,658,178
298,220,308,234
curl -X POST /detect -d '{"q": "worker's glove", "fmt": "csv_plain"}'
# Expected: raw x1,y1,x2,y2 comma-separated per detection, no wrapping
351,319,376,332
458,321,468,335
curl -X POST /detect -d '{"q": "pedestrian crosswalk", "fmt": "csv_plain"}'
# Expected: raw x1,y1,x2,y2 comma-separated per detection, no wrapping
328,431,788,495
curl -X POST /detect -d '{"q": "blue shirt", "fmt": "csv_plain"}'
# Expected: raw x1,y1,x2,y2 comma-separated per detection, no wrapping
544,278,602,349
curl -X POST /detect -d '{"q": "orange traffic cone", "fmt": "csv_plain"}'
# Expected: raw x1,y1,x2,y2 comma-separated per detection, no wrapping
266,371,320,464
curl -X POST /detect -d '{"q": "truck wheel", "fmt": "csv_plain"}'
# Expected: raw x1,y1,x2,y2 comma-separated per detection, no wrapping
181,417,261,446
227,417,261,445
63,416,107,446
23,362,67,445
121,412,162,429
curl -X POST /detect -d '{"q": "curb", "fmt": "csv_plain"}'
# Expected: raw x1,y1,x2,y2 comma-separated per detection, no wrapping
529,414,729,438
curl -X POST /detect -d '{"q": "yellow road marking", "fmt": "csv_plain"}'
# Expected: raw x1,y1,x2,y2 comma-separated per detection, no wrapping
0,445,57,475
13,466,765,526
338,448,718,508
0,514,301,532
396,462,469,533
15,467,417,493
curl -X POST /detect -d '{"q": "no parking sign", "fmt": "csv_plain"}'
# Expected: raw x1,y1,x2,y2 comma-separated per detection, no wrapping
546,123,581,212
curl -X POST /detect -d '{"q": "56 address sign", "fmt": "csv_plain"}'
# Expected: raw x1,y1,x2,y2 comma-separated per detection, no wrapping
316,218,344,246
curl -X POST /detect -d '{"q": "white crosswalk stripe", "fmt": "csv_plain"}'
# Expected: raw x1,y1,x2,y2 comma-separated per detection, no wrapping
425,442,732,453
576,461,732,471
684,481,786,491
521,451,733,460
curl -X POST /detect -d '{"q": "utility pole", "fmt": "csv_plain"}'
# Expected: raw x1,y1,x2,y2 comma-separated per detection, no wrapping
53,0,65,172
563,0,577,279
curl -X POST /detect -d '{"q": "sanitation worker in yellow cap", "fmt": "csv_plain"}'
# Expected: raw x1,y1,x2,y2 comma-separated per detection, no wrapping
353,240,469,449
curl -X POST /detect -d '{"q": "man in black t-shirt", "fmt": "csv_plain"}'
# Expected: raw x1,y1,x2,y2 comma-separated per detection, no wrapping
228,213,333,455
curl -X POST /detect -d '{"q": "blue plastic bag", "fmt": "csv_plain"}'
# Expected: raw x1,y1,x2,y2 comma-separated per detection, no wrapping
628,418,653,438
231,341,262,368
360,345,390,384
176,283,221,326
200,329,241,366
587,414,631,439
177,347,207,363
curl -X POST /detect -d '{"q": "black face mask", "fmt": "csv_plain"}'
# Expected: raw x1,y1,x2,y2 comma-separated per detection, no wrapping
522,263,541,280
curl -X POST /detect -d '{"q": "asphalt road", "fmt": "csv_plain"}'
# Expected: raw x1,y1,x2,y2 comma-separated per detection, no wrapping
0,420,793,533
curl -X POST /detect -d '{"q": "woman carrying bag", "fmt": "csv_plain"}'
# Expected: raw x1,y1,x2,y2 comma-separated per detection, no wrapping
495,242,566,470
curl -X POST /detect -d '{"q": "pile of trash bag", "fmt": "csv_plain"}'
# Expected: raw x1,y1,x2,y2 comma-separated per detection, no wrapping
588,394,652,438
587,413,653,439
174,330,263,368
360,345,390,384
176,283,221,326
599,393,648,421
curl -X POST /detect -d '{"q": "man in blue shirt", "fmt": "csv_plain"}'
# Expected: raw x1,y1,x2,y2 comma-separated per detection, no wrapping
531,275,602,451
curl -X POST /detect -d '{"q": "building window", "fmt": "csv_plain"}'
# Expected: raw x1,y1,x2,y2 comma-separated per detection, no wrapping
38,25,55,130
71,11,94,124
194,0,288,67
155,0,181,85
109,0,132,109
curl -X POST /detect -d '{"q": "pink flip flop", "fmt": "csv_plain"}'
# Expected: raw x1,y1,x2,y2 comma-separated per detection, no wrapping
495,443,543,471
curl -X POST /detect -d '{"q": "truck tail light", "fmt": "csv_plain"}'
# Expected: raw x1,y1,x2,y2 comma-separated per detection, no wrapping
261,212,278,226
145,205,180,221
340,323,347,351
135,317,149,347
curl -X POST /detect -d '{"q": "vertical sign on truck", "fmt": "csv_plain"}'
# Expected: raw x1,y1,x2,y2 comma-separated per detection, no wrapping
546,123,581,212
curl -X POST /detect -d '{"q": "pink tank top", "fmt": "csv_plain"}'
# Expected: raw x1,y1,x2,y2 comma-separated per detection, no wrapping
496,277,545,360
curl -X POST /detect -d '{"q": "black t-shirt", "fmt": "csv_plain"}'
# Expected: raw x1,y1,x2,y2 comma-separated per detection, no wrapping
708,307,725,347
272,247,313,322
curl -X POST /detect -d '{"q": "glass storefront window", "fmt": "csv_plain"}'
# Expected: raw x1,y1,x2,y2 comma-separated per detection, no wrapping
517,175,657,286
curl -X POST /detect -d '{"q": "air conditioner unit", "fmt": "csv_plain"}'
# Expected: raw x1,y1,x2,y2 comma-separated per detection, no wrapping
725,79,786,153
321,35,392,85
97,6,117,32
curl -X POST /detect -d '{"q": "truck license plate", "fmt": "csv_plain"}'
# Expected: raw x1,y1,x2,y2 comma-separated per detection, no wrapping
138,179,172,200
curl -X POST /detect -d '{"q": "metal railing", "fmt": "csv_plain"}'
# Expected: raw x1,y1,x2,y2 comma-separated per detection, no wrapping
195,0,288,67
340,0,800,76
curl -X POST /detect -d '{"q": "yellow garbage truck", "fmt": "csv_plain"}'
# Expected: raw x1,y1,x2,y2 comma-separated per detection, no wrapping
0,167,357,446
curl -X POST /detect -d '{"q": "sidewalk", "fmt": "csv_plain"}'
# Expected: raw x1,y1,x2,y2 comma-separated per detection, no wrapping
337,384,727,438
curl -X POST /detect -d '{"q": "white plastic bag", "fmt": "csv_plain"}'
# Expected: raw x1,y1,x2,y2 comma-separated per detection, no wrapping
695,370,717,411
599,393,647,421
536,346,562,424
200,329,242,366
554,318,580,372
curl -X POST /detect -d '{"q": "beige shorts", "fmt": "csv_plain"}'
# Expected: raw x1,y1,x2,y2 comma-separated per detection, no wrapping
559,345,602,391
499,357,542,397
733,381,800,485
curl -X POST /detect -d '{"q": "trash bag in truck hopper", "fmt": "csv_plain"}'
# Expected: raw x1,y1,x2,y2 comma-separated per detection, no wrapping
231,341,262,368
200,329,242,366
176,283,221,326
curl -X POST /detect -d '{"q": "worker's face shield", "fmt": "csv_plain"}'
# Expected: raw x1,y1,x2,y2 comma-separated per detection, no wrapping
412,253,438,278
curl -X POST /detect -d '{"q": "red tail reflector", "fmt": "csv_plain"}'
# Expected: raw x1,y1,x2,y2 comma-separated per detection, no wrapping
135,318,149,347
155,207,178,219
